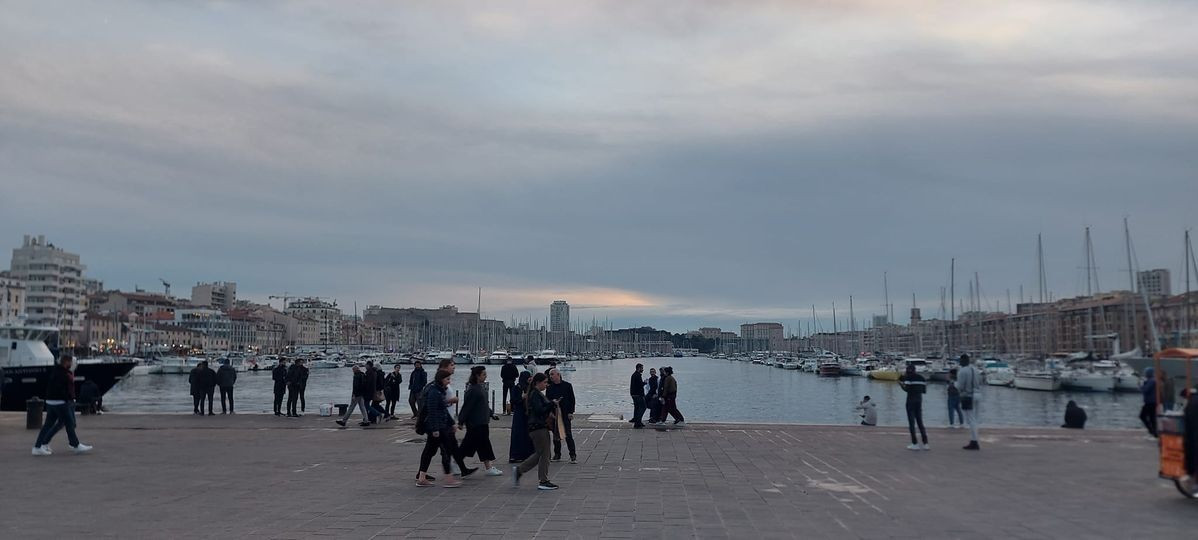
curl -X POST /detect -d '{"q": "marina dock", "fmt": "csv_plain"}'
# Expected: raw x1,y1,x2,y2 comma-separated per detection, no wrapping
1,413,1192,539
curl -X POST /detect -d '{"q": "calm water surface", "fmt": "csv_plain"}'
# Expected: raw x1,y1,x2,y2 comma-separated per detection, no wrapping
104,357,1143,429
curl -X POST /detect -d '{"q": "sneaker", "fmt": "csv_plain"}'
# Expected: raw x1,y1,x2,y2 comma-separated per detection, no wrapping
537,481,559,490
673,421,686,427
920,443,930,451
963,441,981,451
335,419,347,427
442,477,461,488
32,446,51,456
461,467,479,478
40,445,53,454
208,412,215,416
485,467,504,476
72,443,93,454
415,478,434,487
512,466,521,487
907,444,921,451
551,456,562,462
633,424,644,429
569,456,578,464
358,422,371,427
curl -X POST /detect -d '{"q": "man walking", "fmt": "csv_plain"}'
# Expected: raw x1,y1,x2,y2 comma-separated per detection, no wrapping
217,359,237,414
547,368,578,464
630,363,646,428
286,358,304,417
336,365,371,427
646,367,660,424
409,360,428,418
957,354,982,450
501,357,518,415
272,358,289,416
32,355,92,455
660,366,685,426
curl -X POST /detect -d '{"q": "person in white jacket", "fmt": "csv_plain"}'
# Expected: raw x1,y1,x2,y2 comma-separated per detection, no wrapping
856,396,877,426
956,354,982,450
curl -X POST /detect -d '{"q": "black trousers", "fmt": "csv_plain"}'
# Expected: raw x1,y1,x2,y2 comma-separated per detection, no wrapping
286,384,300,415
299,386,306,412
419,429,468,474
193,395,203,413
273,384,286,413
460,424,497,462
204,390,214,414
906,401,928,445
220,386,234,413
502,382,514,411
553,416,576,459
632,395,647,425
408,390,420,416
1139,404,1158,437
385,398,398,416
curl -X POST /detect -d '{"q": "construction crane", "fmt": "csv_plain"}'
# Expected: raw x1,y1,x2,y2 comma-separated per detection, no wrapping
159,278,171,298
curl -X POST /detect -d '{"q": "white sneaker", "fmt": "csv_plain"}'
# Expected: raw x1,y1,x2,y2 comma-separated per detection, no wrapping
40,445,53,454
72,443,93,454
907,444,921,451
451,463,460,475
920,443,930,451
32,446,51,456
486,467,504,476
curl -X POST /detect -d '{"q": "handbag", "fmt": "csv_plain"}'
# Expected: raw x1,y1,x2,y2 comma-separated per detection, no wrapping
961,396,974,410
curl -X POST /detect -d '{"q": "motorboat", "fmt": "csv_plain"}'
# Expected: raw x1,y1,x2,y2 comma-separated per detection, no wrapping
534,349,560,365
486,349,512,365
309,358,341,369
818,362,842,377
157,355,206,374
982,359,1015,387
1114,365,1141,392
781,361,800,370
867,366,900,381
1014,370,1061,391
0,322,135,411
557,362,577,372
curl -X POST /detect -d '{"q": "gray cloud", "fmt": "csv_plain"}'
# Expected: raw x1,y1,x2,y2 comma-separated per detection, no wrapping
2,1,1197,332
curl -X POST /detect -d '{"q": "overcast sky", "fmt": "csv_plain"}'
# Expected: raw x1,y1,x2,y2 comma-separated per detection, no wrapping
3,1,1197,333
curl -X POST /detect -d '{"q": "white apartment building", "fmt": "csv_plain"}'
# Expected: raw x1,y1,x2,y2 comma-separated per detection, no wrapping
191,281,237,311
1138,269,1171,297
172,307,232,351
286,298,341,345
8,235,86,333
1,272,26,321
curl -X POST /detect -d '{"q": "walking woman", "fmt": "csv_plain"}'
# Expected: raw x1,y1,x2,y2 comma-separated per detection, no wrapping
899,363,929,450
458,366,504,476
512,372,559,490
416,370,474,488
508,370,534,462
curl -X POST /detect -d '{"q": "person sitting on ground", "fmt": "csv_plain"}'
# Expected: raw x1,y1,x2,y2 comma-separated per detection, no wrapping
856,395,877,426
77,379,102,415
1061,400,1087,429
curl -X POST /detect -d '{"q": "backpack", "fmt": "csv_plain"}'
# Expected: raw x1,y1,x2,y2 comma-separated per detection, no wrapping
413,382,434,435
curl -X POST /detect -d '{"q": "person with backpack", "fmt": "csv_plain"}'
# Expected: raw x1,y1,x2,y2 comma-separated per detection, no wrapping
899,363,929,451
416,369,475,487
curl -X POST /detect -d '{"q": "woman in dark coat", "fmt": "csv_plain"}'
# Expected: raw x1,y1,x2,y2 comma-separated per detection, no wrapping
458,366,501,475
1062,400,1087,429
508,370,534,462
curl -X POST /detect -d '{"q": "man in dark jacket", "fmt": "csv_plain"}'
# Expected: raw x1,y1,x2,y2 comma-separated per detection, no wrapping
201,361,218,416
33,355,92,455
384,364,403,418
408,360,428,418
362,361,386,422
271,358,289,416
1140,367,1158,437
298,359,310,413
646,368,660,423
189,363,205,415
899,364,929,450
286,359,304,417
500,358,519,415
336,365,371,427
217,359,237,414
630,363,646,428
547,368,578,463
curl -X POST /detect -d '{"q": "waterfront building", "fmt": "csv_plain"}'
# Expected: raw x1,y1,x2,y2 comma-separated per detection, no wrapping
171,307,232,351
1138,269,1171,297
550,300,570,333
84,311,129,353
191,281,237,311
1,272,26,321
740,322,783,351
8,235,86,340
699,327,722,339
90,290,177,317
285,298,341,345
363,304,504,351
82,278,104,296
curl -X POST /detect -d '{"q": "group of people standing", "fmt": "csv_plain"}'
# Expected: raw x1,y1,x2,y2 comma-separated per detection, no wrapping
629,363,684,428
270,358,310,417
189,359,239,415
894,353,982,451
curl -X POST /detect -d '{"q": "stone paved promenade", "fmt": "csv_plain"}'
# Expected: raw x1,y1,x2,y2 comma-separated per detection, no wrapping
1,412,1193,539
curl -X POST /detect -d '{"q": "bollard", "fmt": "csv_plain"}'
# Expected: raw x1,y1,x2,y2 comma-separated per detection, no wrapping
27,397,44,430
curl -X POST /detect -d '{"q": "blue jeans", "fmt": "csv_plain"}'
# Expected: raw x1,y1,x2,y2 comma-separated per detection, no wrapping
947,395,963,425
35,402,80,448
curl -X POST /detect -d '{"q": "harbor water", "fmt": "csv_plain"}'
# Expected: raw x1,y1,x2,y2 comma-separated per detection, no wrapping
104,357,1145,429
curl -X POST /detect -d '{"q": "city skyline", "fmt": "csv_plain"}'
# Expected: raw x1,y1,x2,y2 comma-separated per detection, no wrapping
3,2,1197,333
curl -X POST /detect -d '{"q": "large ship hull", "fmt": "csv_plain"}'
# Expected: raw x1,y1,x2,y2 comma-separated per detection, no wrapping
0,359,136,411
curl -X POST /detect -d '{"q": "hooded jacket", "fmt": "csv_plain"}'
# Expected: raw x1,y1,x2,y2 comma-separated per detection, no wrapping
217,363,237,388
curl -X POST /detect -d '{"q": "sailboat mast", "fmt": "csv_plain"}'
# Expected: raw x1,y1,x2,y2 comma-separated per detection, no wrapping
1187,230,1193,347
1124,217,1139,350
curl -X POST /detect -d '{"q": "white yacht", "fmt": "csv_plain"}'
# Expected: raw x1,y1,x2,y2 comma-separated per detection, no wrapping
486,350,512,365
534,349,560,365
982,359,1015,387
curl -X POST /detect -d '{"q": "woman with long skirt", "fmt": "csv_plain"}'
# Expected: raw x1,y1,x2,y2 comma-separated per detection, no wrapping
508,371,534,463
458,366,503,475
